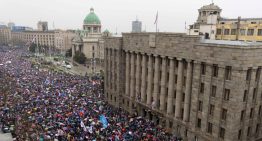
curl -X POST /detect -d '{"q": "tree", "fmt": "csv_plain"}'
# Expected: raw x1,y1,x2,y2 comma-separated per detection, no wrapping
65,48,72,57
29,43,37,53
73,51,87,64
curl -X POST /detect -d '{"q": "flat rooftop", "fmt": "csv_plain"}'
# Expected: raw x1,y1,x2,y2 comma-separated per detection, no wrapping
200,39,262,46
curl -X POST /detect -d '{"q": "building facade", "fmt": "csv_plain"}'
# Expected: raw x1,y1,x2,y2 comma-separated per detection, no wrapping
54,30,76,52
0,25,11,45
72,8,109,73
216,18,262,42
188,3,221,39
104,32,262,141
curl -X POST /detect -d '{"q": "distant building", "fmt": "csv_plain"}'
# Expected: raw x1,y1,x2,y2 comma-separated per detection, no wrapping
188,3,221,39
37,21,48,31
12,26,33,32
8,22,15,30
216,17,262,42
188,3,262,42
132,19,142,32
54,30,76,52
72,8,110,73
0,25,11,45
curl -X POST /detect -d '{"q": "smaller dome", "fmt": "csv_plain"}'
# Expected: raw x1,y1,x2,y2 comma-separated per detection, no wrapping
84,8,101,25
103,29,110,33
200,3,221,10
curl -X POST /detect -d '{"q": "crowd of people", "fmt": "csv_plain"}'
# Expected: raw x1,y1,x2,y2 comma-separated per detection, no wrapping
0,47,178,141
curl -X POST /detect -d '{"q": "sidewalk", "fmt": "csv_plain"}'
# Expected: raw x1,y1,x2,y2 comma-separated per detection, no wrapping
0,132,13,141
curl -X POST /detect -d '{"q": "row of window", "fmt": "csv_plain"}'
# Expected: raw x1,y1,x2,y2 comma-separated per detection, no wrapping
201,64,262,82
217,28,262,36
201,63,232,80
198,120,261,139
197,119,226,139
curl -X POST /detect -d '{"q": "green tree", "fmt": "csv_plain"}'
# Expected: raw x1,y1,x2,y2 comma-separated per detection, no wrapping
73,51,87,64
65,48,72,57
29,43,37,53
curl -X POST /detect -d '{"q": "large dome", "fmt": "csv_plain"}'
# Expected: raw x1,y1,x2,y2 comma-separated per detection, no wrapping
84,8,101,25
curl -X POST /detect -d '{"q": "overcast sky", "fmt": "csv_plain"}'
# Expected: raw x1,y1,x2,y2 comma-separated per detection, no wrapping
0,0,261,33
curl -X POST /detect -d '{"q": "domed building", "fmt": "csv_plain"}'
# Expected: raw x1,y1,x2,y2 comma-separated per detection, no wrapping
72,8,110,73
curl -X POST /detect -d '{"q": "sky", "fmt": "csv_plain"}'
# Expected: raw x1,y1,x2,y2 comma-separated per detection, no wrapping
0,0,261,33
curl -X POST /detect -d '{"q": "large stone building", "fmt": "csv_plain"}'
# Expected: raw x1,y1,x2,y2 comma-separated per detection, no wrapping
104,32,262,141
72,8,110,72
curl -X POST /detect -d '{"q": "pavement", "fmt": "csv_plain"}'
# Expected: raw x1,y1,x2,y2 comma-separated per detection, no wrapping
0,132,13,141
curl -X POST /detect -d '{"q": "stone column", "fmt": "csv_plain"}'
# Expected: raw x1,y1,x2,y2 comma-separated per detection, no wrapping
167,57,175,115
183,60,193,122
175,58,183,119
104,49,108,88
108,49,112,89
153,55,160,109
141,54,147,103
130,52,135,99
112,50,115,91
135,53,141,101
160,56,167,111
146,55,153,105
125,52,130,96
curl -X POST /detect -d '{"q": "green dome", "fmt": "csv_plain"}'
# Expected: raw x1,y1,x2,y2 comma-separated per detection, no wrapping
84,8,101,25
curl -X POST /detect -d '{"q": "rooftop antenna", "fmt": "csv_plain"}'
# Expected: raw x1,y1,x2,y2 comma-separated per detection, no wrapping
115,27,117,35
136,15,138,21
53,21,55,30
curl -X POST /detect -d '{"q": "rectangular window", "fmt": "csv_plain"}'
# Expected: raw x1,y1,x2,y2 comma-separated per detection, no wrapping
259,105,262,116
211,85,216,97
240,29,246,35
217,29,222,35
258,29,262,36
253,88,257,101
247,127,251,137
224,89,230,101
247,29,254,36
238,130,242,140
246,68,252,81
255,124,260,135
209,104,215,116
213,64,218,77
222,108,227,120
243,90,248,102
231,29,237,35
219,127,225,139
255,67,261,81
198,101,203,112
225,66,232,80
200,83,205,93
241,110,245,121
197,118,201,128
201,62,206,75
250,108,254,118
224,29,230,35
207,122,213,134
